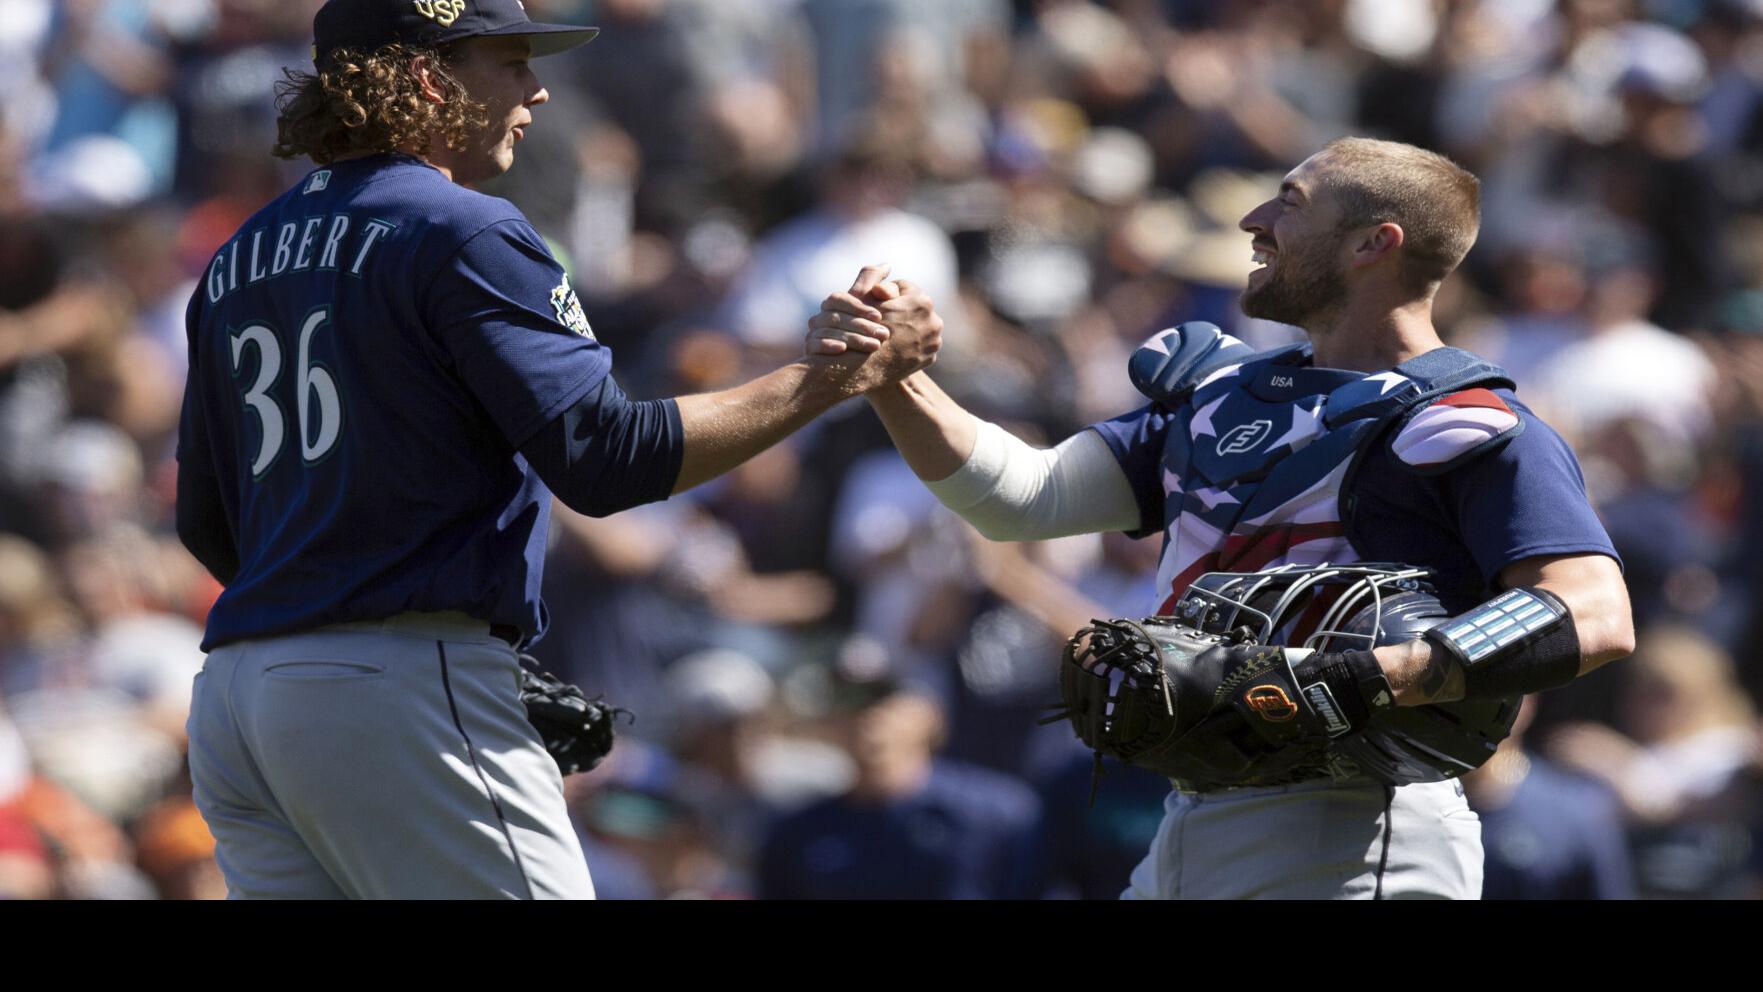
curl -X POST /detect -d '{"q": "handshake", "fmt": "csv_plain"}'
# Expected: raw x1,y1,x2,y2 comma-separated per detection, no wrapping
801,262,944,396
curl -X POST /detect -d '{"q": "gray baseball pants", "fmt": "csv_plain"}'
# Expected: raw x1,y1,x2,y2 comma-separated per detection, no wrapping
187,612,596,899
1122,778,1483,899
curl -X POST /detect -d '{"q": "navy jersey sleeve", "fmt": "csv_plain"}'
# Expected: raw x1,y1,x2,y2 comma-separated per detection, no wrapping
519,374,684,517
423,219,611,447
1087,402,1175,539
1441,404,1620,584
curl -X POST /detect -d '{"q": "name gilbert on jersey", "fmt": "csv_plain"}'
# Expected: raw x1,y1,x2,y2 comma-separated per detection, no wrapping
204,212,395,304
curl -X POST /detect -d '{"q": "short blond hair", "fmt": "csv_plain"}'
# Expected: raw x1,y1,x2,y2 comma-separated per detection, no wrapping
1314,137,1481,292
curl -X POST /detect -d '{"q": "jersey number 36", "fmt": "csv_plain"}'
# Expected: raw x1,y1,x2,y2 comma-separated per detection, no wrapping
229,307,343,478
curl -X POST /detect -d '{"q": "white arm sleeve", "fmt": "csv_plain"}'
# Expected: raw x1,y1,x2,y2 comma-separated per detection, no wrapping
925,419,1145,541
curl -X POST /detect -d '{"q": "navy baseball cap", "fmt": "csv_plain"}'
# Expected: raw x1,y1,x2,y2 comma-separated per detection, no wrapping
313,0,599,66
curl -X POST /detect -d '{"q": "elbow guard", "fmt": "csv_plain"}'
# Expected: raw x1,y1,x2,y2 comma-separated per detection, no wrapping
1423,586,1581,700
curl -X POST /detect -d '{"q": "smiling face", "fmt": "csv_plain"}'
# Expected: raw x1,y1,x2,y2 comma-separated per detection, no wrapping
431,35,548,185
1236,153,1352,328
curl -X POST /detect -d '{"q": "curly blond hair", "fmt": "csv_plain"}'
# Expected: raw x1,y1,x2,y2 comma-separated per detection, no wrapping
272,43,488,165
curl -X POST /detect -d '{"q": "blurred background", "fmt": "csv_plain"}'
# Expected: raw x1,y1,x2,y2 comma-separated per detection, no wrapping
2,0,1762,900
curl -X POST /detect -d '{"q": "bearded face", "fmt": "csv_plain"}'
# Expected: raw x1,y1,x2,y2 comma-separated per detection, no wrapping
1239,224,1349,327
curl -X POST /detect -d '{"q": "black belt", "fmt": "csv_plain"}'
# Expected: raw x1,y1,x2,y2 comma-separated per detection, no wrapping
490,623,522,646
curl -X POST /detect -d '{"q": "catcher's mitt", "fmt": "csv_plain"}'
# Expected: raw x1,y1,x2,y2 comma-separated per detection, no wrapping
1046,564,1521,794
517,658,630,776
1042,617,1330,793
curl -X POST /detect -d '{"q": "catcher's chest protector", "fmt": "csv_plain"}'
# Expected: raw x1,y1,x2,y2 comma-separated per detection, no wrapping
1137,335,1516,619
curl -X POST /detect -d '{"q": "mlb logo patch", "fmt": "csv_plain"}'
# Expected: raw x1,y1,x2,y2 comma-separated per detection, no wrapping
304,170,331,195
550,274,594,338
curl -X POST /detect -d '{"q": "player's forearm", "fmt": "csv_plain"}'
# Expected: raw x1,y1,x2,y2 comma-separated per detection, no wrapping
670,359,856,494
1381,553,1636,706
1376,639,1463,707
865,371,977,482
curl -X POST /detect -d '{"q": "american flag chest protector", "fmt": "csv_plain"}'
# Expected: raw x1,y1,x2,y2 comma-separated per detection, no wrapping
1141,338,1520,618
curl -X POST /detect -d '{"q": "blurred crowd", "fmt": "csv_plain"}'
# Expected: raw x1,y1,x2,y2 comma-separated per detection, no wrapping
2,0,1762,900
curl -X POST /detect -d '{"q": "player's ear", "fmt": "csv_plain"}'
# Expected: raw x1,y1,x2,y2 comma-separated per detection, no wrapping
1349,222,1404,270
410,54,450,105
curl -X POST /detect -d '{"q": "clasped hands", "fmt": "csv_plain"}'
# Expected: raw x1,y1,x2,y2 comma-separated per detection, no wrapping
803,262,943,394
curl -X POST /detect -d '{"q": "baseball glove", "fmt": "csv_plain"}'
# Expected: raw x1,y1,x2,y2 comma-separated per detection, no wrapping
517,659,630,776
1043,617,1381,792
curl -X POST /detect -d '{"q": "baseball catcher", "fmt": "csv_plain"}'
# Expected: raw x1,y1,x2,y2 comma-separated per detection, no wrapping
1047,564,1522,793
835,137,1634,899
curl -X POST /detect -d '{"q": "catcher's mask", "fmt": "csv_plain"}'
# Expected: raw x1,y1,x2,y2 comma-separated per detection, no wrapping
1171,562,1436,650
1172,563,1519,783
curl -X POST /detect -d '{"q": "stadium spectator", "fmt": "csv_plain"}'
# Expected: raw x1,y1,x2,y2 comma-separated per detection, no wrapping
1549,627,1762,898
757,658,1045,899
1464,696,1636,900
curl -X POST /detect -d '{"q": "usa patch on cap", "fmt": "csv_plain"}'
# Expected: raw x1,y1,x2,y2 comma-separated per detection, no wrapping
1391,388,1521,472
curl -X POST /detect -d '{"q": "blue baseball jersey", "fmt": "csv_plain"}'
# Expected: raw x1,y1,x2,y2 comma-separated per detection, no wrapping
178,154,613,650
1089,351,1619,616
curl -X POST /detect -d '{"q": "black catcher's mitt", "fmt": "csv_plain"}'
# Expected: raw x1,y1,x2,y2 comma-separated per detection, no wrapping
517,659,630,776
1044,617,1377,792
1046,565,1522,794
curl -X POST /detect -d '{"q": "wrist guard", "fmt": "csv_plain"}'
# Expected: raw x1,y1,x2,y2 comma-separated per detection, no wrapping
1423,586,1579,700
